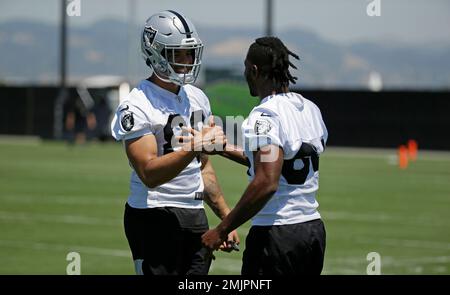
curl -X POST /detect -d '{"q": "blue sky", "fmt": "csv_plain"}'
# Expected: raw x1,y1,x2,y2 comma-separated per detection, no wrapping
1,0,450,46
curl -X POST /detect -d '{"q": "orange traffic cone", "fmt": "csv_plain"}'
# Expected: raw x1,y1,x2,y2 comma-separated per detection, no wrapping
398,145,408,169
408,139,418,161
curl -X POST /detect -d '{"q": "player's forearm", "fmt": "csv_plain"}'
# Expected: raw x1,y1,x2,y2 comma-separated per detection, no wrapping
142,150,199,188
203,179,230,220
204,193,231,220
201,156,231,219
220,144,250,166
216,178,277,234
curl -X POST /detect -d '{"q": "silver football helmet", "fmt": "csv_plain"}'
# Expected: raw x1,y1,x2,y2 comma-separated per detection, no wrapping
141,10,203,85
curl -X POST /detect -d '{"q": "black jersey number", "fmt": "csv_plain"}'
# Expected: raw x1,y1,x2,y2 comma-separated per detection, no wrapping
163,114,187,154
163,111,205,162
281,142,320,185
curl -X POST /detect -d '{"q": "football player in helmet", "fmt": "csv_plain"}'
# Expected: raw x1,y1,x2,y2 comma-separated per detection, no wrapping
111,10,239,275
202,37,328,275
141,10,203,87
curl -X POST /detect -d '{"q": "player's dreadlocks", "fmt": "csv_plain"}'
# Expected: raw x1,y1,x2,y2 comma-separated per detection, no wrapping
247,36,300,89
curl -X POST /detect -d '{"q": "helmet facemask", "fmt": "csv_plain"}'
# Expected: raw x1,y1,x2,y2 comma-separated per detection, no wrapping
161,42,203,85
142,28,203,86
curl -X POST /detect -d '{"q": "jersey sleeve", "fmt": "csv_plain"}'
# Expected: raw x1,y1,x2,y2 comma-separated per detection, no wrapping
110,93,154,141
198,87,213,118
187,85,212,118
307,101,328,154
202,94,213,128
242,108,286,152
203,93,212,118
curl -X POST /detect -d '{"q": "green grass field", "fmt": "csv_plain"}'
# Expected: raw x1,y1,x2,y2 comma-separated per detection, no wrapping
204,82,258,118
0,139,449,274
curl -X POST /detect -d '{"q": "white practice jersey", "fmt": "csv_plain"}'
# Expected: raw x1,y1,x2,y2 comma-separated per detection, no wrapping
242,92,328,226
111,79,211,209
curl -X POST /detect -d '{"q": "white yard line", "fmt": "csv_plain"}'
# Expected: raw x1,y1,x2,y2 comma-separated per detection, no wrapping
0,238,243,273
210,257,241,273
355,236,450,251
325,255,449,275
0,238,447,274
0,195,124,205
0,211,121,226
321,210,449,228
0,239,130,258
327,255,450,266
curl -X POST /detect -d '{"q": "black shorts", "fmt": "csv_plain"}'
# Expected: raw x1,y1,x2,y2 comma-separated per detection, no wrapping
241,219,326,275
124,203,212,275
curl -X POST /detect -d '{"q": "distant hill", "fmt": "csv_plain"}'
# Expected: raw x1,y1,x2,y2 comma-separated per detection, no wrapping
0,19,449,90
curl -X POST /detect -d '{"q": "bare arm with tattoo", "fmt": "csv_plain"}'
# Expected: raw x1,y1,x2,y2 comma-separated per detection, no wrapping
200,154,240,251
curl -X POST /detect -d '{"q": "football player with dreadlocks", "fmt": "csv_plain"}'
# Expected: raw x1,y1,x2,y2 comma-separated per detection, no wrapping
111,10,239,275
202,37,328,275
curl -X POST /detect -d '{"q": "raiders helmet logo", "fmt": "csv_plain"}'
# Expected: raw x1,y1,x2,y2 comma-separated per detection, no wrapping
143,26,158,47
121,113,134,132
255,119,272,135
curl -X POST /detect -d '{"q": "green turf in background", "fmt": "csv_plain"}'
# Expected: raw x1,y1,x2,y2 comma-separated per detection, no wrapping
204,82,258,118
0,140,449,274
